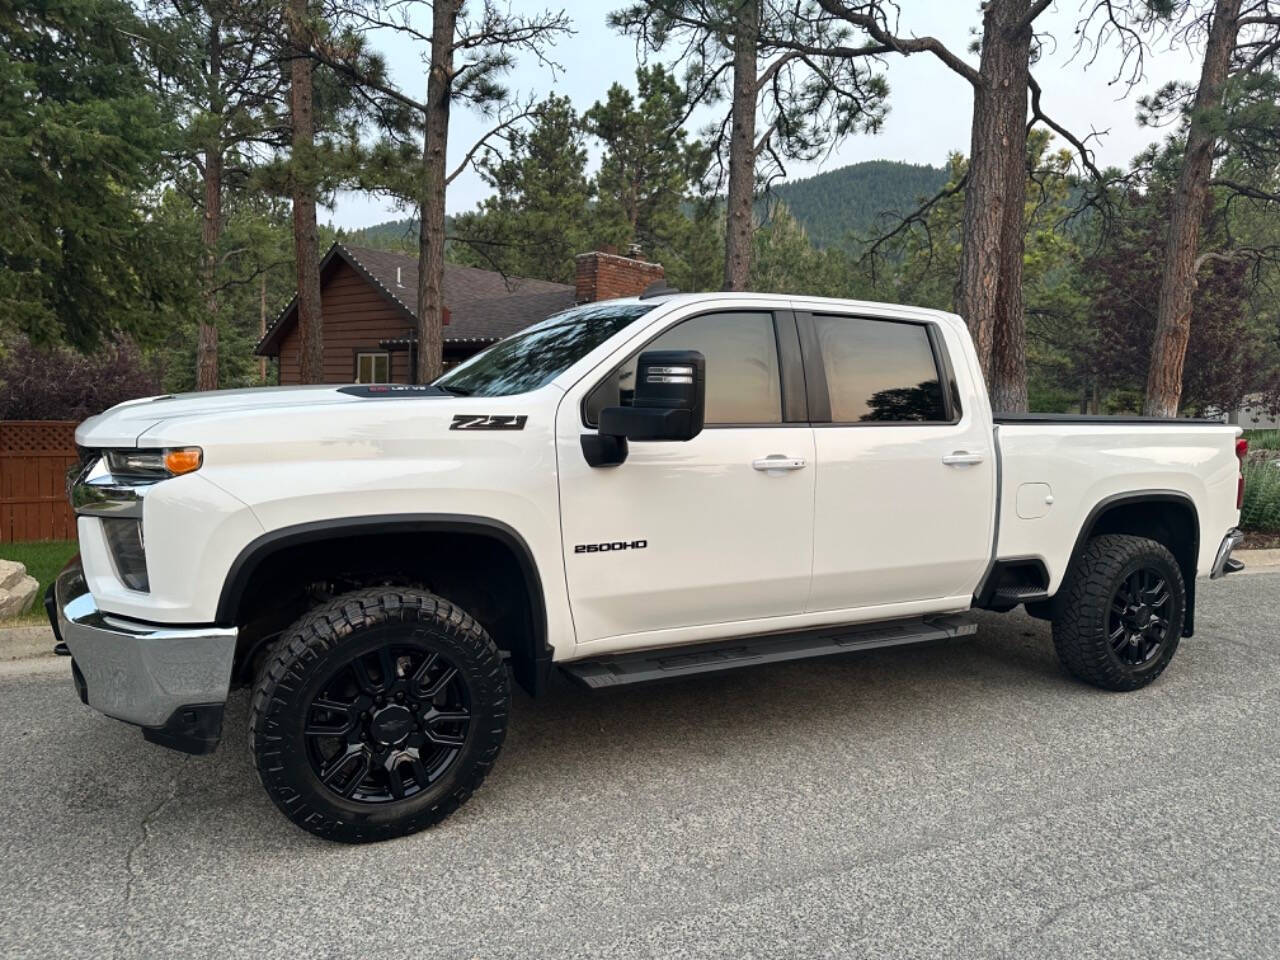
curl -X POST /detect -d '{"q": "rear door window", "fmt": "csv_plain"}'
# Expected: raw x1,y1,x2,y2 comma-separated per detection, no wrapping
810,315,950,423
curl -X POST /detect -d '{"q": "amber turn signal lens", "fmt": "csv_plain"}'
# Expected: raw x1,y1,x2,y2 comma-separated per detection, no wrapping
164,447,203,475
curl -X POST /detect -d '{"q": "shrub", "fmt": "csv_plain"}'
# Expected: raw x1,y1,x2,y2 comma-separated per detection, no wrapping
1244,429,1280,452
1241,458,1280,533
0,337,163,421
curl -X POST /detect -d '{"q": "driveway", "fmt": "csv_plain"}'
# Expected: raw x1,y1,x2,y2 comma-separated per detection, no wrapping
2,572,1278,959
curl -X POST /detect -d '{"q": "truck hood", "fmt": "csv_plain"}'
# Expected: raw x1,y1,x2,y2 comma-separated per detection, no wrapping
76,384,448,447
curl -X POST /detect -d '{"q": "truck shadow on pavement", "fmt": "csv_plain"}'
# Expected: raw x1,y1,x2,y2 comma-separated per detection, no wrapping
51,608,1076,850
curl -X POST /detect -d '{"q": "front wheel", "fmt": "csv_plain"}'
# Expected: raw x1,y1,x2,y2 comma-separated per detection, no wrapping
250,588,509,843
1051,534,1185,692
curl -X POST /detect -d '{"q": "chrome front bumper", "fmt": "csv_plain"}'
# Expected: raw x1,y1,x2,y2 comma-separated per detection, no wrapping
51,558,237,743
1210,527,1246,579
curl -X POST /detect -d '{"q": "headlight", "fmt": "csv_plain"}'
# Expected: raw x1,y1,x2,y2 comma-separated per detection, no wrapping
74,447,201,594
104,447,202,479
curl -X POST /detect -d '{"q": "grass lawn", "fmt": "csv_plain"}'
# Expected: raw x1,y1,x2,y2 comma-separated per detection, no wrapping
0,539,78,625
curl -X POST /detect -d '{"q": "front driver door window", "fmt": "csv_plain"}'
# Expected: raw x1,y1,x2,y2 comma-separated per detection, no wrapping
583,311,783,426
557,310,816,651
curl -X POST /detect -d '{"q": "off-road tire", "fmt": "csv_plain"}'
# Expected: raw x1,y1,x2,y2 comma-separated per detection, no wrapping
1051,534,1185,692
250,588,509,843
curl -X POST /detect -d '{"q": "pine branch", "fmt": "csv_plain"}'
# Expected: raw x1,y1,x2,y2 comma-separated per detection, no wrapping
857,172,970,268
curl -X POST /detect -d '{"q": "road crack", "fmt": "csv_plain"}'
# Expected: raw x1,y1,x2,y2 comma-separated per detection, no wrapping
115,755,190,959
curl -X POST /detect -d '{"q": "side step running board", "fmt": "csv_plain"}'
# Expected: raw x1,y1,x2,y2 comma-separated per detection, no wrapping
991,585,1049,605
562,614,978,690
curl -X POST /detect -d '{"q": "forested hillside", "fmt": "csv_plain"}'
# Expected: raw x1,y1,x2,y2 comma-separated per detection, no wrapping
765,161,949,249
343,217,455,254
347,161,947,257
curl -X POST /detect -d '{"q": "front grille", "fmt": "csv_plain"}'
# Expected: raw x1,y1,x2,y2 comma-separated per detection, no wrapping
67,448,99,506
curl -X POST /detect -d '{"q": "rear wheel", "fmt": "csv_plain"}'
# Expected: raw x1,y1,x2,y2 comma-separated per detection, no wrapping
1051,534,1185,691
250,588,509,843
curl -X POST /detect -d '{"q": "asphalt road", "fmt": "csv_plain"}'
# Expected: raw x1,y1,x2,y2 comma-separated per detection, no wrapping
3,573,1279,960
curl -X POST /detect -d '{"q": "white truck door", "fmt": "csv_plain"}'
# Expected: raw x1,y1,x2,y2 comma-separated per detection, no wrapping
797,309,996,612
557,308,815,648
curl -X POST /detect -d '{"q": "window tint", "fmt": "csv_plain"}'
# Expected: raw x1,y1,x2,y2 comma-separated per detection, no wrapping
435,302,654,398
585,311,782,425
813,316,948,423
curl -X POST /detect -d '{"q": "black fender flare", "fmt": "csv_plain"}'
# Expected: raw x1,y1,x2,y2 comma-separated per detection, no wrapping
1065,490,1200,636
216,513,551,692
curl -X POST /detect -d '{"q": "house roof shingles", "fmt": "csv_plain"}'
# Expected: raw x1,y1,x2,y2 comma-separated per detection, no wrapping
257,242,576,355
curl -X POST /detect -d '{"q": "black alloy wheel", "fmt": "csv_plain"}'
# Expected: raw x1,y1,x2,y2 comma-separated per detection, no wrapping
1051,534,1186,691
251,588,509,843
1106,567,1173,668
305,644,472,804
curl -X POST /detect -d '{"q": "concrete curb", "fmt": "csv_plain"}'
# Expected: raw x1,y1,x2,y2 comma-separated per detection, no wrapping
0,624,55,662
1236,548,1280,569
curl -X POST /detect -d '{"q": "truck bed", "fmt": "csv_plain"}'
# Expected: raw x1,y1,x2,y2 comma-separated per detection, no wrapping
993,417,1241,593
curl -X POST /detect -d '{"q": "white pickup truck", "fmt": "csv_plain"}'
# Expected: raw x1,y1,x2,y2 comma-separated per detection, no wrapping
52,291,1248,843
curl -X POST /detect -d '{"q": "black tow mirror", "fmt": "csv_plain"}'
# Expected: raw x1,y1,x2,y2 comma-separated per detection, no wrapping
581,350,706,467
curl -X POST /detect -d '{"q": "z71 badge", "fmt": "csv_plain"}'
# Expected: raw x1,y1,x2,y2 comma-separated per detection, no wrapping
450,414,527,431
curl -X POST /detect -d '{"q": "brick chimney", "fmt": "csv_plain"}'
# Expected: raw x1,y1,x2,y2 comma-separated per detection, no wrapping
574,250,665,303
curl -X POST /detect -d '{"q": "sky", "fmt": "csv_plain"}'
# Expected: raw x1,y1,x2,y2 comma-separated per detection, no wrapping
324,0,1202,232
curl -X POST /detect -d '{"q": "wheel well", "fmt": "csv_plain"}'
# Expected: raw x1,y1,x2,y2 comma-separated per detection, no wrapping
1072,494,1199,635
221,520,549,696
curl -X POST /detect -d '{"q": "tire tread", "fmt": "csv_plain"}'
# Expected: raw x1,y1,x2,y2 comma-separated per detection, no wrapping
1051,534,1184,691
249,587,508,843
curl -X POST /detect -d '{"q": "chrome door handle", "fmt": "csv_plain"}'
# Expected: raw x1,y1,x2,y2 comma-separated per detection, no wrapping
941,451,984,466
752,455,807,472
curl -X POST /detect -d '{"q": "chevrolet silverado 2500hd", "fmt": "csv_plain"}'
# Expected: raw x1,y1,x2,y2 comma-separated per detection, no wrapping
51,292,1248,843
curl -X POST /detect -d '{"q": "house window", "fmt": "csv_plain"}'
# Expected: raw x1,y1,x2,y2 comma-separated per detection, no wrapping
356,351,390,384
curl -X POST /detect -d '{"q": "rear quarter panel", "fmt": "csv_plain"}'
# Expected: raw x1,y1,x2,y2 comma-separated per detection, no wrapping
997,423,1241,592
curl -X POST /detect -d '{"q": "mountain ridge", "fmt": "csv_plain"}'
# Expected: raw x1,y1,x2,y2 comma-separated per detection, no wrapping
341,160,950,256
764,160,949,249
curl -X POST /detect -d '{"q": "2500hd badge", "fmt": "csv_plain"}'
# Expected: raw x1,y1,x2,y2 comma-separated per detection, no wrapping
574,539,648,553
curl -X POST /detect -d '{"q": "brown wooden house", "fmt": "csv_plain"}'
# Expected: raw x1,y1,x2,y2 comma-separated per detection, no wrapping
256,243,664,384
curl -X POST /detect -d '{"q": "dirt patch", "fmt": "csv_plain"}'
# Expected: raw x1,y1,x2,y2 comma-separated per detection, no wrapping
1243,531,1280,550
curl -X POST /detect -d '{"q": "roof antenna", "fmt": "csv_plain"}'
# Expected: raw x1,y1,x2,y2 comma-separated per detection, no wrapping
639,280,680,300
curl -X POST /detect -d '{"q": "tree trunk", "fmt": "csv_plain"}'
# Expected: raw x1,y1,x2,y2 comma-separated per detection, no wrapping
196,16,223,392
1143,0,1241,417
958,0,1033,411
722,0,759,291
259,274,268,381
988,6,1032,414
197,143,221,391
288,0,324,384
415,1,456,384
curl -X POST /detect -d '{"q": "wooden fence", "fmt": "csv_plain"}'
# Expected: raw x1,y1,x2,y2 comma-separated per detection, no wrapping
0,421,79,543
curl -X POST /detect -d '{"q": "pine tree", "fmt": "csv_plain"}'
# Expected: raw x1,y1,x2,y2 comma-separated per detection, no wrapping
451,95,593,283
142,0,289,388
584,65,708,262
610,0,888,291
0,0,172,348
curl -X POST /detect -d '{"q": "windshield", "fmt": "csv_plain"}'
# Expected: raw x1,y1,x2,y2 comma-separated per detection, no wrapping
434,301,656,397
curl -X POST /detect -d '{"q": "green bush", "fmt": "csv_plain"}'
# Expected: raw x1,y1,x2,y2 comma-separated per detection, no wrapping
1244,429,1280,452
1242,459,1280,533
